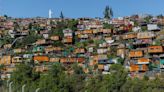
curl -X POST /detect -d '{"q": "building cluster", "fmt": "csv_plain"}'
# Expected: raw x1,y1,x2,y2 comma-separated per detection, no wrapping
0,15,164,79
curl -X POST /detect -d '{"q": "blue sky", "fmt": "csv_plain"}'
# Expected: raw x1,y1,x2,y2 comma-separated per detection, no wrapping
0,0,164,18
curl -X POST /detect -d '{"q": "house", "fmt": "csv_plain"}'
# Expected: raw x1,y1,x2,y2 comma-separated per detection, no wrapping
77,24,85,30
13,48,25,53
43,33,49,39
35,65,48,72
74,48,85,54
60,58,76,63
76,58,85,63
97,54,109,64
12,56,23,64
77,34,89,40
63,28,72,33
130,65,139,72
111,18,125,25
23,54,33,62
132,26,141,32
97,48,108,54
0,55,11,65
83,30,93,34
160,59,164,69
147,24,160,31
35,39,46,45
98,64,104,70
129,50,143,58
137,58,150,64
105,37,115,44
158,17,164,25
3,44,12,49
33,56,49,62
122,33,137,40
101,29,112,34
63,28,73,44
32,46,44,52
137,32,155,39
4,66,16,73
50,35,60,41
44,46,54,53
1,73,11,80
130,64,148,72
85,20,103,29
148,46,163,53
117,48,125,58
63,37,73,44
49,57,60,62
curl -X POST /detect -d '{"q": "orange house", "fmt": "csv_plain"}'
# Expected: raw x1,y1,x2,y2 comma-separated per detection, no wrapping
83,30,93,34
0,56,11,65
137,58,150,64
33,56,49,62
130,65,139,72
140,64,148,71
148,46,163,53
77,58,85,63
129,51,143,58
130,64,148,72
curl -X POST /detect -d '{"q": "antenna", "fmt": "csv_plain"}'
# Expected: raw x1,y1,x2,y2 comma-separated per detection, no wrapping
49,9,53,18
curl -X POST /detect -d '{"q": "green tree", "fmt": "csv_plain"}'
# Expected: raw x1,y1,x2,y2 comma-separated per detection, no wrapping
103,23,114,29
11,63,40,92
104,6,113,19
157,14,163,19
60,11,64,19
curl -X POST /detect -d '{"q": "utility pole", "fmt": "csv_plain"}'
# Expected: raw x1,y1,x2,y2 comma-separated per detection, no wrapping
7,80,10,87
22,84,26,92
9,82,13,92
35,88,40,92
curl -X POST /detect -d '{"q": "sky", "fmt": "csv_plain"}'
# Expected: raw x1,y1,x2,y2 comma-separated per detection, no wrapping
0,0,164,18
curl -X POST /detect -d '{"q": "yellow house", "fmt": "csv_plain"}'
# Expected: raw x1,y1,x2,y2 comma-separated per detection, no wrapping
4,44,12,49
49,57,60,62
13,48,25,53
50,36,59,41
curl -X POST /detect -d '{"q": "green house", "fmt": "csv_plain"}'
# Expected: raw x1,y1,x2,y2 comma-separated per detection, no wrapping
32,46,44,52
160,59,164,64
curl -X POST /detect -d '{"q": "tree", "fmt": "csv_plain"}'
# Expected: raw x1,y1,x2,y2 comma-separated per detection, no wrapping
103,23,114,29
104,6,113,19
3,14,8,19
60,11,64,19
67,19,78,31
10,63,40,92
157,14,163,19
